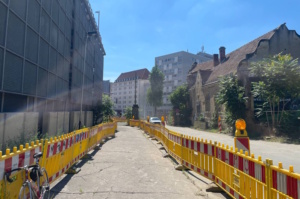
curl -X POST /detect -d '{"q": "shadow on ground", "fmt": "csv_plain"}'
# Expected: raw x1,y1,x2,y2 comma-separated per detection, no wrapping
48,136,116,198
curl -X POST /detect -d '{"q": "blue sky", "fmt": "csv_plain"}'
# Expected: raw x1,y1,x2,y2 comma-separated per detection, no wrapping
89,0,300,82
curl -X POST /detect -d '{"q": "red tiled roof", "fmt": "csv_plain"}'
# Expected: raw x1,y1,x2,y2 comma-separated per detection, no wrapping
115,68,150,82
189,24,285,84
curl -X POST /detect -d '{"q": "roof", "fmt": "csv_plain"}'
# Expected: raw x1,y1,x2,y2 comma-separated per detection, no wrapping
189,24,286,84
155,51,195,59
115,68,150,82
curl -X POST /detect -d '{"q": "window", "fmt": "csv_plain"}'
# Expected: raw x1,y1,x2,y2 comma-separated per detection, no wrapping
174,56,178,62
174,80,178,86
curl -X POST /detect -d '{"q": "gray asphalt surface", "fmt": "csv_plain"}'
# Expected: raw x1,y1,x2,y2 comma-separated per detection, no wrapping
50,124,225,199
166,125,300,173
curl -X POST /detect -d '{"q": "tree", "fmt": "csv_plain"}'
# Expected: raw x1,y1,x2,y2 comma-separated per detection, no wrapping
250,53,300,130
169,84,192,126
147,65,164,115
92,94,115,124
124,106,132,125
124,106,132,120
216,75,247,127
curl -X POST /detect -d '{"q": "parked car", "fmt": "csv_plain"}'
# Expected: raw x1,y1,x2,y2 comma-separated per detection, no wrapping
149,117,161,125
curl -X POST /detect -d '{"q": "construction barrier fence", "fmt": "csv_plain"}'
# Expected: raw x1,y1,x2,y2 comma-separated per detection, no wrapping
138,120,300,199
0,122,117,198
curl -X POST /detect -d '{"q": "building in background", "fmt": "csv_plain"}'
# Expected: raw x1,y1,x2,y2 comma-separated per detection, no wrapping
0,0,105,147
155,51,212,117
102,80,110,96
110,69,151,119
188,24,300,132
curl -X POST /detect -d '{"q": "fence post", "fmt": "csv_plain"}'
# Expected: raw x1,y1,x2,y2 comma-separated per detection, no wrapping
265,158,273,199
180,134,183,166
214,141,218,184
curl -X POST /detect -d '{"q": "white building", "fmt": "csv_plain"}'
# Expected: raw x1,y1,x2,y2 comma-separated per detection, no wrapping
155,51,213,117
110,69,152,119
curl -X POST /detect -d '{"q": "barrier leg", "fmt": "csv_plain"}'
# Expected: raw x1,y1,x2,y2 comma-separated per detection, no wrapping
66,165,81,174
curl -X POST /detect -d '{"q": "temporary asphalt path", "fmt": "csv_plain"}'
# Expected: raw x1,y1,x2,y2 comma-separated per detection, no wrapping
49,124,228,199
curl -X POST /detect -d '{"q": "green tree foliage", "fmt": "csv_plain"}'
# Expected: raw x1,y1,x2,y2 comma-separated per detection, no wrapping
124,106,132,120
216,75,246,127
250,53,300,130
124,106,132,125
92,94,115,124
147,65,164,115
169,84,192,126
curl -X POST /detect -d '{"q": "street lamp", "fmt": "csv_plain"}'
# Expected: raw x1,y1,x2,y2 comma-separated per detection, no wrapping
79,31,98,129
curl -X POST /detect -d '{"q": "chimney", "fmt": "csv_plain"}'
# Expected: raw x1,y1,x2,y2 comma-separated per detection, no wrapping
219,46,226,63
213,54,219,66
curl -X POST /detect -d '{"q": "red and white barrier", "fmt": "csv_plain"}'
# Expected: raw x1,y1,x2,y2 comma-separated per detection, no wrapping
272,170,300,199
216,178,244,199
0,146,41,181
46,136,74,158
234,137,250,154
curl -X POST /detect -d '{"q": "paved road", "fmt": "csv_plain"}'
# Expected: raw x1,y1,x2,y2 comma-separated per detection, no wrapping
166,125,300,173
50,125,225,199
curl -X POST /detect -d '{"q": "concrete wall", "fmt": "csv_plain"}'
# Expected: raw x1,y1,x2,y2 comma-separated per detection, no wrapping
70,111,80,131
0,113,38,150
1,111,94,150
68,111,93,131
86,111,93,127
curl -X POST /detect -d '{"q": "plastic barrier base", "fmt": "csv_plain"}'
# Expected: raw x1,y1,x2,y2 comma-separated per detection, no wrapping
82,154,92,160
162,153,170,158
66,165,81,174
175,165,184,170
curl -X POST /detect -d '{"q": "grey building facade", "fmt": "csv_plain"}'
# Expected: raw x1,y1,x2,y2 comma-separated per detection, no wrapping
102,80,110,95
110,69,152,119
155,51,212,117
0,0,105,142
